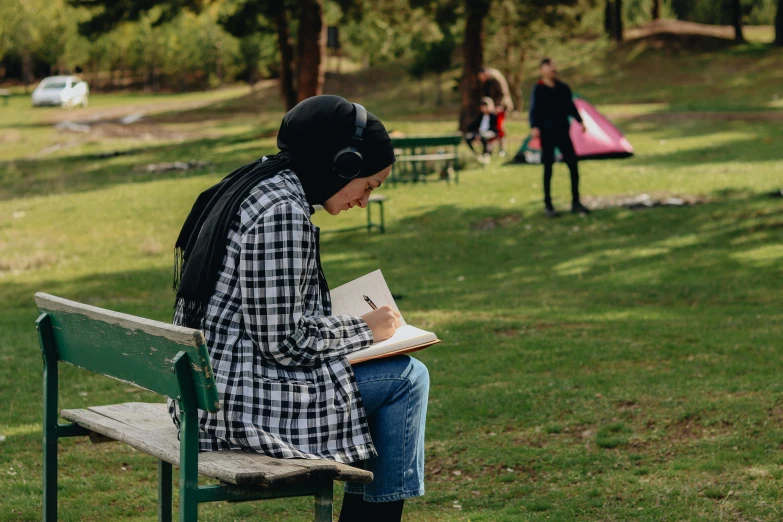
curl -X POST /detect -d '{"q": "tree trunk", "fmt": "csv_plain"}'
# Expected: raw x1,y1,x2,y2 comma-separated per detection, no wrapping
459,0,490,132
775,0,783,46
614,0,623,42
507,50,525,113
21,51,33,92
604,0,614,37
296,0,327,103
651,0,661,20
274,8,298,110
732,0,745,43
436,71,443,107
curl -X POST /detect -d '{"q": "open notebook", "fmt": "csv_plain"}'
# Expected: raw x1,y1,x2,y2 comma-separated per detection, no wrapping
330,270,439,364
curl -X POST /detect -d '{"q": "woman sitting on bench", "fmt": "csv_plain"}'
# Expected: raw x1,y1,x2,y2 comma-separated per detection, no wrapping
170,95,429,522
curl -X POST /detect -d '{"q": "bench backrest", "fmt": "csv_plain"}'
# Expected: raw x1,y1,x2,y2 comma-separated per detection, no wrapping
391,134,462,149
35,293,219,412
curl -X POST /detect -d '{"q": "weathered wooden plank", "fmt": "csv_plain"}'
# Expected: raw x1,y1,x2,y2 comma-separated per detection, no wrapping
35,293,219,413
61,403,373,487
35,293,202,346
87,402,179,431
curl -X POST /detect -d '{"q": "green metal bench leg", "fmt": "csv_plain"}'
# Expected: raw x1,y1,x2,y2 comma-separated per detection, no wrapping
314,481,333,522
158,460,173,522
38,314,59,522
379,201,385,233
175,352,200,522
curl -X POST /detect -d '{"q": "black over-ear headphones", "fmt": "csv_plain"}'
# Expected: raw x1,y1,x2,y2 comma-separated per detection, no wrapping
332,102,367,179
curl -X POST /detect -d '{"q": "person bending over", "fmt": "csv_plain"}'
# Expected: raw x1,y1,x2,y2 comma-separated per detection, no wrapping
478,66,514,157
529,58,590,217
169,95,430,522
465,97,499,163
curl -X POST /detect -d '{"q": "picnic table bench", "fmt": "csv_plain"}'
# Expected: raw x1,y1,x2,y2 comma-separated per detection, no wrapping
35,293,373,521
0,89,10,106
316,194,387,234
390,134,462,184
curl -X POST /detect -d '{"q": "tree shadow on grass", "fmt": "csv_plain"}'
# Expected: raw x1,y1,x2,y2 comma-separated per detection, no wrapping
0,127,280,202
4,190,778,312
2,191,780,434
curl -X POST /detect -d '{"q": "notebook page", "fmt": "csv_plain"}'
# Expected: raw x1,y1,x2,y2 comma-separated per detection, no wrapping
330,270,408,326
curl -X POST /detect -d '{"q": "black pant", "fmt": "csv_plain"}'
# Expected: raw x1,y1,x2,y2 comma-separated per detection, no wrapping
540,128,580,208
464,131,496,154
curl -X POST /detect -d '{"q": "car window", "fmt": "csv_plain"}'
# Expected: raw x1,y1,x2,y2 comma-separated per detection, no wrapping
43,82,67,90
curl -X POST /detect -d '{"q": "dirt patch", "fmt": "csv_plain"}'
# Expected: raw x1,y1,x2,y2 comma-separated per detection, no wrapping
616,400,641,413
471,214,523,231
88,122,188,141
0,130,21,144
135,160,212,174
0,252,58,273
625,19,760,42
425,453,539,484
583,193,708,211
667,418,705,442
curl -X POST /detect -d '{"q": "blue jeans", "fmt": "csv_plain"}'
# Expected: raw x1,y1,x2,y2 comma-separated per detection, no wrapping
344,355,429,502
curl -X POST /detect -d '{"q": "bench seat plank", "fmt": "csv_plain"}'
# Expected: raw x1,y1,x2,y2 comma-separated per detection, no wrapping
61,402,373,487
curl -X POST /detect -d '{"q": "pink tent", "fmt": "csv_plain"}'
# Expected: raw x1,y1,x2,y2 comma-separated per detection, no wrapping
512,98,633,164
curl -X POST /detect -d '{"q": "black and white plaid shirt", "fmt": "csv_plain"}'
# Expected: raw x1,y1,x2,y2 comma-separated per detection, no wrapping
168,169,377,463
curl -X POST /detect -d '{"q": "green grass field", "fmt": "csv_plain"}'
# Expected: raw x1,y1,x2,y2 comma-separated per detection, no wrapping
1,35,782,520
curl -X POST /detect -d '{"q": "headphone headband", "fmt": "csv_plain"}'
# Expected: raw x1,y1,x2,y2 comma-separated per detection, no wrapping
352,103,367,142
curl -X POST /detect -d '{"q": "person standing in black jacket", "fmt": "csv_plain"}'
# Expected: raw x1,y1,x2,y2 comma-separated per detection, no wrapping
529,58,590,217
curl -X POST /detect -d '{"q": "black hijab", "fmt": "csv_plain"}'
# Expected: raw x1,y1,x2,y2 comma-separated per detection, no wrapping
173,95,395,328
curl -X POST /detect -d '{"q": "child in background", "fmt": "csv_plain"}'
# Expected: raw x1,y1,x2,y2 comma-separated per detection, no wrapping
464,97,499,164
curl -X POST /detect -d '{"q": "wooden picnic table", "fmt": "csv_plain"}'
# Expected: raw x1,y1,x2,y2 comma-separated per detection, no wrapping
390,133,462,184
315,194,387,234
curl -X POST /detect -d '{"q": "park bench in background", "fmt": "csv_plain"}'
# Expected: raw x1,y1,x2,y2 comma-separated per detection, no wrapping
0,89,10,106
390,134,462,184
35,293,373,521
316,194,387,234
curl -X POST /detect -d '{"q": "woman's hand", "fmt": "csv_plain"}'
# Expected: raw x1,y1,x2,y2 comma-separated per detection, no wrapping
362,306,402,342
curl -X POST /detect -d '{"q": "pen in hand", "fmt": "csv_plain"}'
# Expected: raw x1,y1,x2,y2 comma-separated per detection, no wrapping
363,295,378,311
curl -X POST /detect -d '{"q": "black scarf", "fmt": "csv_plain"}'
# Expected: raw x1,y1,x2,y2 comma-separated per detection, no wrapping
173,95,395,328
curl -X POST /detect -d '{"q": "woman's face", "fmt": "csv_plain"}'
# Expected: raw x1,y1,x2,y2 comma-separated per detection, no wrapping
322,165,392,215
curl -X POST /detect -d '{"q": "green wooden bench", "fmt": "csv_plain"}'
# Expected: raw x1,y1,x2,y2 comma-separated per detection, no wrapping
390,134,462,184
0,89,10,106
34,293,373,521
316,194,387,234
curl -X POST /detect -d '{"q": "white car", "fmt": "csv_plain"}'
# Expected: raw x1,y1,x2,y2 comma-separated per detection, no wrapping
31,76,90,108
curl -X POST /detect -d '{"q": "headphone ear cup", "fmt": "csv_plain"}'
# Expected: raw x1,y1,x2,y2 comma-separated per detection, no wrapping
333,147,363,178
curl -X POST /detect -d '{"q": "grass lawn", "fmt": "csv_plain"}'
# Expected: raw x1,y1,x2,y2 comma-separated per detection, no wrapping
1,37,783,521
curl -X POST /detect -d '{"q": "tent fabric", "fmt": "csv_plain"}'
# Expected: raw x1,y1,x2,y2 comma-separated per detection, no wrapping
511,98,633,164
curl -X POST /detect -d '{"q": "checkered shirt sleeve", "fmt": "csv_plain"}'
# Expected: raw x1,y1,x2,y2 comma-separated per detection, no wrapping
239,201,374,367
